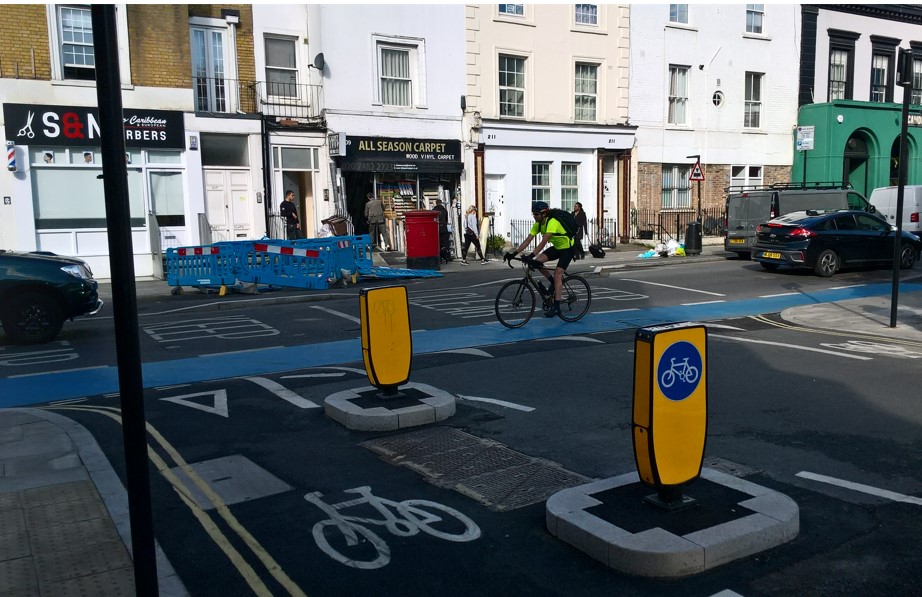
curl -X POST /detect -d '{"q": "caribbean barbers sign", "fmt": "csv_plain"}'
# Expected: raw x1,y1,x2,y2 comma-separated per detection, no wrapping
3,103,184,149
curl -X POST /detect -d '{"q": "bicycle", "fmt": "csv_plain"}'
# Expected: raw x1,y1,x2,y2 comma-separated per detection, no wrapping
494,255,592,328
660,357,699,388
304,485,481,569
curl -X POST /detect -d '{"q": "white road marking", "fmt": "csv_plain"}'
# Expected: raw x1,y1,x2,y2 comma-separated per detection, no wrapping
829,284,866,290
796,471,922,505
681,300,727,306
759,292,799,298
241,376,321,408
8,365,109,379
310,305,360,323
820,340,922,359
281,372,346,378
593,307,640,315
709,334,872,360
436,348,494,357
155,384,192,391
48,398,88,405
456,395,535,412
199,346,285,358
161,389,229,418
618,278,726,296
536,335,604,344
701,323,746,331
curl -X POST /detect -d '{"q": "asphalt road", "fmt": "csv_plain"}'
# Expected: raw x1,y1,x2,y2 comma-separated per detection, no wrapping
3,258,922,595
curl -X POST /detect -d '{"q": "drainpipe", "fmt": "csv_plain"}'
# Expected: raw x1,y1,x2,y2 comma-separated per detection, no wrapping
261,113,273,235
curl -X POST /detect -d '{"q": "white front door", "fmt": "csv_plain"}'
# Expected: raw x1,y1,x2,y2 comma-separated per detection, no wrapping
204,169,252,241
486,175,506,241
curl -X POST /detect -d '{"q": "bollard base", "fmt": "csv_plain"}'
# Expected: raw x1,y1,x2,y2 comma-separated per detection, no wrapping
643,490,697,513
376,385,406,402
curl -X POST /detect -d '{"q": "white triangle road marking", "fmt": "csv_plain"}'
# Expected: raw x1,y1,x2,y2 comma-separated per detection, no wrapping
161,389,229,418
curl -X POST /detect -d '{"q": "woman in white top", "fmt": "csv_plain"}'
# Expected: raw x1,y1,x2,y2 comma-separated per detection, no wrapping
460,205,488,265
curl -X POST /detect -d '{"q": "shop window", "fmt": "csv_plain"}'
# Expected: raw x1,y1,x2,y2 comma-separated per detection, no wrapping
32,164,144,229
574,63,598,122
499,54,526,118
661,164,691,209
744,72,762,128
668,65,688,125
669,4,688,24
201,134,249,167
531,162,550,205
745,4,763,35
561,163,579,211
265,36,298,98
150,171,185,227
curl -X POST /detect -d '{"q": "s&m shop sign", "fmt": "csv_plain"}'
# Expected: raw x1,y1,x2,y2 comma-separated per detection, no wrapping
3,103,184,149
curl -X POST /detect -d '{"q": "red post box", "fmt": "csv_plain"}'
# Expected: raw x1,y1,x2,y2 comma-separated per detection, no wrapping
404,210,440,270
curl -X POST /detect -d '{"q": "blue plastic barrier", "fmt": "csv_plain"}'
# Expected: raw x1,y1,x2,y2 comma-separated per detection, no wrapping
234,241,332,289
166,244,236,288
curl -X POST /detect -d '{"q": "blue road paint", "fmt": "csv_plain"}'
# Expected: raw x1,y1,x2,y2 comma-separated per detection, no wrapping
3,283,920,406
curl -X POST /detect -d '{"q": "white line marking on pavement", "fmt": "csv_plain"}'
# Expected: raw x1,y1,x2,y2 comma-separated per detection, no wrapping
241,376,321,409
199,346,285,358
282,372,346,378
311,305,360,323
9,365,108,378
536,335,604,344
829,284,866,290
759,292,799,298
161,389,229,418
456,395,535,412
436,348,494,357
283,366,367,378
709,334,873,360
796,471,922,505
593,307,640,314
702,323,746,331
681,300,727,306
619,279,726,296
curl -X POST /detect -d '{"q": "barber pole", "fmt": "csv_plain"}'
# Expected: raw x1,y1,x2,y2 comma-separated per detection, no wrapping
6,141,15,171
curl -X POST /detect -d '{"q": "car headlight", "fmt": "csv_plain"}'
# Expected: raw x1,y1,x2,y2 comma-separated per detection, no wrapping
61,264,91,280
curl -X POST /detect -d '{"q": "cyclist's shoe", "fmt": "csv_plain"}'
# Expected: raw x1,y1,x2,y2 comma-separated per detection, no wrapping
544,301,561,318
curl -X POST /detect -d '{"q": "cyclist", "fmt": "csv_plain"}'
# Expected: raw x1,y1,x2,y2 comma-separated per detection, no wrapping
504,201,575,317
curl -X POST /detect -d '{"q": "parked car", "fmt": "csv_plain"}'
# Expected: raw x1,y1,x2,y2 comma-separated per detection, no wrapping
725,183,874,258
0,250,103,344
869,185,922,234
751,210,921,277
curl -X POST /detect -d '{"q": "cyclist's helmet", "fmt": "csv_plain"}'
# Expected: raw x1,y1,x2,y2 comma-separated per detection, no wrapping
531,201,549,215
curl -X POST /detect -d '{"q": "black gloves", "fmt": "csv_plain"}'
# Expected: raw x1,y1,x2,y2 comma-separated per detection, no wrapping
503,251,517,263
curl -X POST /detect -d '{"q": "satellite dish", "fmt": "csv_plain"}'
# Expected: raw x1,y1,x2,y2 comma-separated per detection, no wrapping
313,53,325,71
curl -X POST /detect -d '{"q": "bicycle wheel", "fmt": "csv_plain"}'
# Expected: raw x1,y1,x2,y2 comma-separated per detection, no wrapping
557,274,591,322
495,280,535,328
398,500,482,542
312,519,391,569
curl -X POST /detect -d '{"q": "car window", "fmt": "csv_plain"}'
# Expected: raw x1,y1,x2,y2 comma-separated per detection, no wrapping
833,215,857,230
855,214,887,232
847,192,868,210
816,219,838,231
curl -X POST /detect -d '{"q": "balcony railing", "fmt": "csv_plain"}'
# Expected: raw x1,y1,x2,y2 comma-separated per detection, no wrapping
193,77,258,115
255,81,324,121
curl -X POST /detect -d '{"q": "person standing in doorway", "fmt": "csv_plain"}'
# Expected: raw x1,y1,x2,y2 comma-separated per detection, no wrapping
433,198,451,262
460,205,488,265
365,192,387,250
573,202,587,260
280,190,301,240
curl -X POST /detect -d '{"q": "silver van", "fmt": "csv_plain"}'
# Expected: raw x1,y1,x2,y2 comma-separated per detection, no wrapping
725,184,874,257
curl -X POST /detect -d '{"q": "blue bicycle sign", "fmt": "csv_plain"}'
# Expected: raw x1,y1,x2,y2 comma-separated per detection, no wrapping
657,341,701,401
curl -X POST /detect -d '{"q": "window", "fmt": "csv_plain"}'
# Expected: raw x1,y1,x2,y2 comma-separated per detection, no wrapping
745,4,763,34
191,26,227,112
828,29,859,101
661,165,691,209
499,55,525,118
730,165,763,188
669,4,688,24
58,6,95,80
150,171,185,227
744,72,762,128
561,164,579,211
265,36,298,98
531,163,551,205
574,63,598,122
379,46,411,106
575,4,598,26
870,35,898,103
912,56,922,106
499,4,524,17
668,66,688,125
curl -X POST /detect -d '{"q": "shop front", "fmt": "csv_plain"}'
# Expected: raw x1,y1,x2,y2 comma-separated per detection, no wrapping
330,135,464,245
3,102,186,278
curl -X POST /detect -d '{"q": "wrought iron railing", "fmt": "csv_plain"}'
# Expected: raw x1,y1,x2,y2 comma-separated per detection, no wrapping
193,77,258,114
507,217,618,250
631,206,726,240
255,81,324,120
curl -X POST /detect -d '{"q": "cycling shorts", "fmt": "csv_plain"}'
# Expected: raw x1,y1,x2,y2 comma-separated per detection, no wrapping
542,246,573,270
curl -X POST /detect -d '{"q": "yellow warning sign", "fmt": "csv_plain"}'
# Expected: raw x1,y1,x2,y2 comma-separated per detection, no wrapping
360,285,412,388
689,160,705,182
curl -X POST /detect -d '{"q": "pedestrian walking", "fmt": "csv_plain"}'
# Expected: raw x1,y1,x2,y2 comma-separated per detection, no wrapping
365,192,387,250
460,205,488,265
573,202,587,260
433,198,452,262
280,190,301,240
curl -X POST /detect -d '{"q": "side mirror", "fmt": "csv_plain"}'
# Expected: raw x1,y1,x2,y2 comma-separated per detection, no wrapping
868,204,876,214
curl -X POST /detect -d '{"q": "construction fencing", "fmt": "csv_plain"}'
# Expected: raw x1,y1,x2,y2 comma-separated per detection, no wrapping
165,234,440,294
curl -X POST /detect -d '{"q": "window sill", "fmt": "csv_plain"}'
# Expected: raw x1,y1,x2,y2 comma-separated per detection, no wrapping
742,129,766,135
493,16,536,27
665,125,692,131
51,79,134,91
570,25,608,36
665,22,697,32
742,32,771,41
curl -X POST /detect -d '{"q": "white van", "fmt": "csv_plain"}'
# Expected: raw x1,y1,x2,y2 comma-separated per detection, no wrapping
869,186,922,234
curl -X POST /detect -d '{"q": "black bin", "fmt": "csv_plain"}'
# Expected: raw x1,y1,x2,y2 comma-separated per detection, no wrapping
684,221,702,255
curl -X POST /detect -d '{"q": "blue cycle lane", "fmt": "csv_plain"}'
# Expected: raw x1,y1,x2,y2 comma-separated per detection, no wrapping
4,282,920,406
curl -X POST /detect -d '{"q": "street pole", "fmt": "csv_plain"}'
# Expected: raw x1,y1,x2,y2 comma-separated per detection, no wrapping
891,49,912,328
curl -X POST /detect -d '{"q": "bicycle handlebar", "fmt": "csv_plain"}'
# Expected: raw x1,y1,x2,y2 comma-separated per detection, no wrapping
504,254,546,271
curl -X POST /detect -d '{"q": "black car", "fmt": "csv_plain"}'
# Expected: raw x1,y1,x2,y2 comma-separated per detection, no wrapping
0,250,103,344
752,210,922,277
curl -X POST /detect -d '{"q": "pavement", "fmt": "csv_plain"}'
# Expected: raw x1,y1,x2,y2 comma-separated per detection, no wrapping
2,236,921,594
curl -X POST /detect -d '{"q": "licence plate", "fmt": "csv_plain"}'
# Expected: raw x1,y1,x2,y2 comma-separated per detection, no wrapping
762,251,781,259
729,238,745,244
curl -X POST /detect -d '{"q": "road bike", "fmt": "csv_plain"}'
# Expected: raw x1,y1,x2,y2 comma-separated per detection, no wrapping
304,485,481,569
494,255,592,328
659,357,699,388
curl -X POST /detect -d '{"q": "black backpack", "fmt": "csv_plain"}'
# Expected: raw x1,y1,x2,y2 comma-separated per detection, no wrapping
546,209,580,258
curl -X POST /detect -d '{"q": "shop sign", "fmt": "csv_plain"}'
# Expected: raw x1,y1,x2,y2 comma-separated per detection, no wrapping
3,103,184,149
328,131,346,156
339,136,462,173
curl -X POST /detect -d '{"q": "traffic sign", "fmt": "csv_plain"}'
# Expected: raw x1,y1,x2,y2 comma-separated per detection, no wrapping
689,160,704,182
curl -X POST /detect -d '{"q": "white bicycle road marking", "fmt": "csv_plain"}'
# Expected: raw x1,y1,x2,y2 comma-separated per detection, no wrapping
796,471,922,505
305,486,480,569
709,334,872,360
456,395,535,412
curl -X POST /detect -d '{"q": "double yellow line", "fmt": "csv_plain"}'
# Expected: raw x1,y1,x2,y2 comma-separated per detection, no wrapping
47,404,307,597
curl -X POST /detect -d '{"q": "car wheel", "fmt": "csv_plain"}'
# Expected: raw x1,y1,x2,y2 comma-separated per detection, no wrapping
899,245,918,269
814,249,839,277
1,291,64,344
760,262,779,271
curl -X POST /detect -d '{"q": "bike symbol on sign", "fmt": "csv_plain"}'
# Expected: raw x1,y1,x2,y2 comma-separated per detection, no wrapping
657,341,702,401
